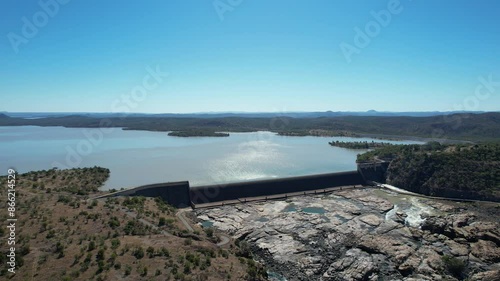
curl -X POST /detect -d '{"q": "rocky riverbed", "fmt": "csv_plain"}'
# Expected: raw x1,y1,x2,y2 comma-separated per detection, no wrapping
195,188,500,281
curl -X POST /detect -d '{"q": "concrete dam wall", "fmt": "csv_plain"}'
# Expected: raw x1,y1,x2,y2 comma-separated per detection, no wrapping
105,181,191,208
190,171,364,205
357,161,390,184
103,170,368,208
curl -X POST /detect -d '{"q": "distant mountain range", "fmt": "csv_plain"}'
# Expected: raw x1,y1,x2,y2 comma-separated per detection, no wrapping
1,111,500,141
1,110,493,119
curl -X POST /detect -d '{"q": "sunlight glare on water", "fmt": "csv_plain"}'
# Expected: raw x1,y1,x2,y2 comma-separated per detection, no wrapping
0,127,422,190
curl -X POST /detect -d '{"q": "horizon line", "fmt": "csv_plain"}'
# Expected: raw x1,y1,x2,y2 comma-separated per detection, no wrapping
2,110,498,115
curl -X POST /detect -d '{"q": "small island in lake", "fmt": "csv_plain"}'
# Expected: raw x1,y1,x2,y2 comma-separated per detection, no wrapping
168,131,230,137
278,129,361,137
329,140,394,149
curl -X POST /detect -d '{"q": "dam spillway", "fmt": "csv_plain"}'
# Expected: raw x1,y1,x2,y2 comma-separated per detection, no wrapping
190,170,363,206
101,167,380,208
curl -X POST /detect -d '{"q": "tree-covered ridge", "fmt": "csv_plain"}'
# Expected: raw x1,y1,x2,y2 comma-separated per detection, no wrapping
356,142,444,162
1,112,500,141
168,130,230,137
278,130,360,137
0,168,267,280
358,143,500,201
1,166,110,195
329,140,394,149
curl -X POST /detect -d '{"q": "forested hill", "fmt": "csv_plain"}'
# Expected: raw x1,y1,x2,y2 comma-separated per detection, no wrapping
1,112,500,141
358,143,500,202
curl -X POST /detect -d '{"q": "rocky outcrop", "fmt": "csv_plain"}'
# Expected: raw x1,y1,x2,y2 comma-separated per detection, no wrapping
469,270,500,281
323,249,377,281
384,144,500,202
195,188,500,280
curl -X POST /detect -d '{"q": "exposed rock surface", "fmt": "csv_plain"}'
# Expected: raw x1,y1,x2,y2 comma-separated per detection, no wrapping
196,188,500,280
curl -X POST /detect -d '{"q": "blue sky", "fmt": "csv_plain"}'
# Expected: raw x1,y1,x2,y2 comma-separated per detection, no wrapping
1,0,499,113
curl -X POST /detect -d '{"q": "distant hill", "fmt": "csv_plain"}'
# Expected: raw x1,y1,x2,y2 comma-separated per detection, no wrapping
2,110,491,119
1,112,499,141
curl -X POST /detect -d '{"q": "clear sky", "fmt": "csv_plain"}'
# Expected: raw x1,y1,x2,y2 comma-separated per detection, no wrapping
1,0,499,113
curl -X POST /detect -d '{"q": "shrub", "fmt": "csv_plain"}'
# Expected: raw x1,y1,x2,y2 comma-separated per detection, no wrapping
58,195,72,204
96,249,105,261
160,247,170,257
124,265,132,276
146,246,155,258
110,238,120,250
133,247,144,259
442,255,466,278
204,228,214,237
114,262,121,270
108,217,120,229
88,241,96,252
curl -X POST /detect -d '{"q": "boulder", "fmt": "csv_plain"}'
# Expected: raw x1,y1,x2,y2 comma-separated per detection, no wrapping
322,248,376,281
445,239,469,257
470,240,500,263
469,270,500,281
359,214,383,227
358,234,416,264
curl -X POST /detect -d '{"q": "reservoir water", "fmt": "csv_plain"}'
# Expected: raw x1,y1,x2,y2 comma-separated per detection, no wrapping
0,126,422,190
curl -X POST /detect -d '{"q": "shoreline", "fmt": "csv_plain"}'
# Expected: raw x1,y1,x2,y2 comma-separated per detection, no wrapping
0,123,472,143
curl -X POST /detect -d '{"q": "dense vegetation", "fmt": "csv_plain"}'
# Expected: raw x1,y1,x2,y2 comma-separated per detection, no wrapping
168,131,230,137
278,130,360,137
356,142,444,162
358,142,500,201
18,166,110,195
1,112,499,141
0,168,267,280
329,140,394,149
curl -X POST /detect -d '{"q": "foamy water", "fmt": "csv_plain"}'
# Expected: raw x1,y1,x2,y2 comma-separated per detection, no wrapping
383,189,435,227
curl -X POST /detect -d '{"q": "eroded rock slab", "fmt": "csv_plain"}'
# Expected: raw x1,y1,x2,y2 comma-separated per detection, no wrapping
196,188,500,280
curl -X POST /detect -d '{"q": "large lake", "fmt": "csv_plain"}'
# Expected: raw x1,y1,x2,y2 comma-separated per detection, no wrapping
0,126,422,190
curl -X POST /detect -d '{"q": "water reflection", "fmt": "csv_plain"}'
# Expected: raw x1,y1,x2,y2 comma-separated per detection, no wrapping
0,126,423,190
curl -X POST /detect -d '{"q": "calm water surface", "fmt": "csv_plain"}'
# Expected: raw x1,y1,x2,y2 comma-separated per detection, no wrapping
0,126,422,190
